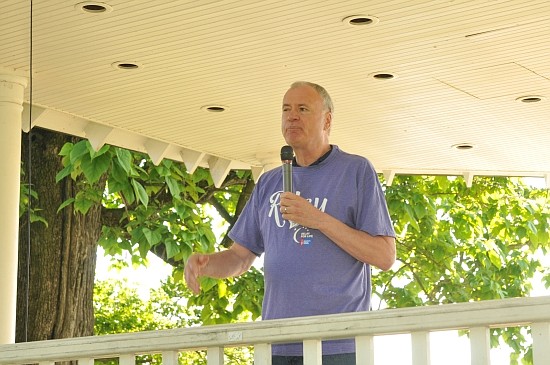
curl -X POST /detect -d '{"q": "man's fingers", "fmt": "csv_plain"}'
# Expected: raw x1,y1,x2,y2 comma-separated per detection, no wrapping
184,254,208,294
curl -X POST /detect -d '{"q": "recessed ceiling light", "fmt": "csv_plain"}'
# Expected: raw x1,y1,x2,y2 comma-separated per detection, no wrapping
111,61,142,71
516,95,544,103
452,143,475,150
75,2,113,13
342,15,380,27
369,72,398,80
201,105,228,113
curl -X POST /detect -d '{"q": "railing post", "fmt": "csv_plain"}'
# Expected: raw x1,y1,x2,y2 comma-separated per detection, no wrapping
531,322,550,365
162,351,179,365
411,331,431,365
119,354,135,365
77,358,94,365
355,335,374,365
254,343,272,365
207,346,224,365
303,340,322,365
470,327,490,365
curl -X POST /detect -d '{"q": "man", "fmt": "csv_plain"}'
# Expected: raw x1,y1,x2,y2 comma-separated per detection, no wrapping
184,81,396,365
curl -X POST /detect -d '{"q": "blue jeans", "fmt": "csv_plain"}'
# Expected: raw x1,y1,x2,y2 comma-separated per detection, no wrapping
271,353,355,365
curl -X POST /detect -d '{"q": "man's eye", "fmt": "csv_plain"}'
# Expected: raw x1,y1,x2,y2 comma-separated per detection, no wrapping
299,107,308,112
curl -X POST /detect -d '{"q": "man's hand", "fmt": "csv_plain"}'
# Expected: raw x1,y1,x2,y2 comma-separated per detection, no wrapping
184,254,209,294
279,192,324,229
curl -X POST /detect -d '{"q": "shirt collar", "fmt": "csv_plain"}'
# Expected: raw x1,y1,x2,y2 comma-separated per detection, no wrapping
293,145,333,167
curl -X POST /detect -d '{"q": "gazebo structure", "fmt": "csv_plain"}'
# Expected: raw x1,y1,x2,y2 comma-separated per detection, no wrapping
1,1,550,364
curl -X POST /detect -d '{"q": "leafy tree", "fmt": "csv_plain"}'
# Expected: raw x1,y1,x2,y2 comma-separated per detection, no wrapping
18,129,549,365
17,128,252,342
377,175,550,364
94,275,254,365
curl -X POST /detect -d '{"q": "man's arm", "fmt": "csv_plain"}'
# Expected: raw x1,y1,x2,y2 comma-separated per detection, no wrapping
184,242,257,294
280,192,396,270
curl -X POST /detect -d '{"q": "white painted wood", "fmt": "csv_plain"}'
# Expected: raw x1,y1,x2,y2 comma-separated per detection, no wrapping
77,358,94,365
84,122,114,152
355,335,374,365
469,327,490,365
208,156,232,188
382,170,396,186
463,172,475,188
21,104,46,133
119,354,134,365
0,72,27,345
180,148,206,174
303,340,321,365
250,165,264,182
1,296,550,364
6,2,550,179
161,351,179,365
254,343,271,365
145,139,170,166
206,346,224,365
531,322,550,365
411,331,431,365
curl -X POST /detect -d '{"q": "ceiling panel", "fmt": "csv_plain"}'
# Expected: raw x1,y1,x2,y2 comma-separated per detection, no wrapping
2,0,550,185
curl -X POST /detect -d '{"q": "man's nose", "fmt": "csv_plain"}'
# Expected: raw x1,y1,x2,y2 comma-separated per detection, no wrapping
286,109,299,120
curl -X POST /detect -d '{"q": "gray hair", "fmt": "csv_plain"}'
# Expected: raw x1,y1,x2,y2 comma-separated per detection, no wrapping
290,81,334,113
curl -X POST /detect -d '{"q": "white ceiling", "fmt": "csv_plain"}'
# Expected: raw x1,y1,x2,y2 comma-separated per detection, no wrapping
2,0,550,186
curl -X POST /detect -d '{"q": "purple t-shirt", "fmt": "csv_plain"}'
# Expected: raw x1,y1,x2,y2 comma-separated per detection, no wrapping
228,146,395,356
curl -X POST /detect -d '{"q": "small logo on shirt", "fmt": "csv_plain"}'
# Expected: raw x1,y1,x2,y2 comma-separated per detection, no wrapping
299,230,313,246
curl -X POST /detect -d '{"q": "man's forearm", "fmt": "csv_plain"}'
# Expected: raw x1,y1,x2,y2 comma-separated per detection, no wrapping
201,243,256,279
318,212,396,271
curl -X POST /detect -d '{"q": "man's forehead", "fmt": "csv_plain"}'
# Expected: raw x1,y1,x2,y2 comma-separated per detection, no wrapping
283,86,320,104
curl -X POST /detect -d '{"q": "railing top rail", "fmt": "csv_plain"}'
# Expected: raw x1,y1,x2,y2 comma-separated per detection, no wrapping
1,296,549,364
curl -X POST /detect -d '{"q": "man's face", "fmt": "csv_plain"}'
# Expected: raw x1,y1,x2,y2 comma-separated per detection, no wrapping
281,85,331,149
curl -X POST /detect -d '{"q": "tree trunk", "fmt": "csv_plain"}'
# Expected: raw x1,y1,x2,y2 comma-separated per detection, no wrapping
16,128,102,342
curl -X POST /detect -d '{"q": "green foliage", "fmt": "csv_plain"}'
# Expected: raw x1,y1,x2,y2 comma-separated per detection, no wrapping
56,140,220,267
94,275,254,365
51,139,549,363
377,175,550,363
19,163,47,226
186,267,264,325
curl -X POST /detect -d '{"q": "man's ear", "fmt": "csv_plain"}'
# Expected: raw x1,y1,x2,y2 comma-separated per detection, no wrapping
324,112,332,132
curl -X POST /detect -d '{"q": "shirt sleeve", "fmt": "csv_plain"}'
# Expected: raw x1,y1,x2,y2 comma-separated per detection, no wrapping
228,181,265,256
355,159,396,237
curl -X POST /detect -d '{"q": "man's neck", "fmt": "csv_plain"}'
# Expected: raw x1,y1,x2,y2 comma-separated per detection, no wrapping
294,144,332,167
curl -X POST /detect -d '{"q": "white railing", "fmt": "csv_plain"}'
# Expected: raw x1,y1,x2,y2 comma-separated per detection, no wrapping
1,296,549,365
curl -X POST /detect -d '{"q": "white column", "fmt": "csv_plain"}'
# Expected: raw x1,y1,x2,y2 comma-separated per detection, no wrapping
411,331,431,365
0,71,28,344
532,322,550,365
470,327,491,365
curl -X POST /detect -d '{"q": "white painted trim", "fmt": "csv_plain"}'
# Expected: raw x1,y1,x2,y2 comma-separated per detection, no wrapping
1,296,549,364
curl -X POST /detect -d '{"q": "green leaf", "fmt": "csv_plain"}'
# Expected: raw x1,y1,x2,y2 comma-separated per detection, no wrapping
131,179,149,207
488,250,502,269
142,227,162,246
115,148,133,174
199,277,218,292
55,164,73,183
165,242,181,259
218,280,227,298
73,191,95,214
70,140,91,164
165,176,181,199
81,152,111,184
90,143,110,158
57,198,75,213
58,142,74,157
404,205,420,232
